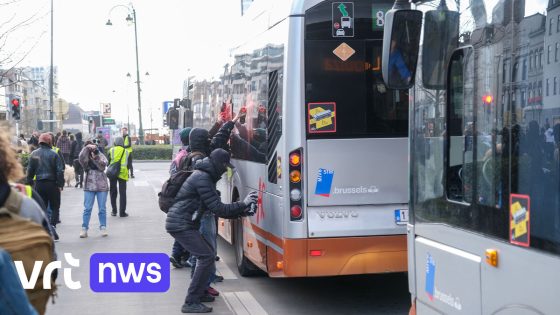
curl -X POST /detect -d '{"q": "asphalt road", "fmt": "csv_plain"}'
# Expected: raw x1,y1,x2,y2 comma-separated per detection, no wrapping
47,161,411,315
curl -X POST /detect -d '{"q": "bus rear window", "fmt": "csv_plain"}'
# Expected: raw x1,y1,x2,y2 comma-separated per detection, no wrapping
304,1,408,139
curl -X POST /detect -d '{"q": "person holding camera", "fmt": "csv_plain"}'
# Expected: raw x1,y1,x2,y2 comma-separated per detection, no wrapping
78,141,109,238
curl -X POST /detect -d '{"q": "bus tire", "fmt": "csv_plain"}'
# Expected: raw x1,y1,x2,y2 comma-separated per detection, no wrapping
233,218,261,277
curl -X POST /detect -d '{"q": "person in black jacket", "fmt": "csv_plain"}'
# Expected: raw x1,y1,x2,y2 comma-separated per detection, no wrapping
26,133,64,230
166,149,257,313
71,132,84,188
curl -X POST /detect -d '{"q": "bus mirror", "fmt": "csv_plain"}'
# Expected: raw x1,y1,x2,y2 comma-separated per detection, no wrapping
382,9,422,90
422,7,460,90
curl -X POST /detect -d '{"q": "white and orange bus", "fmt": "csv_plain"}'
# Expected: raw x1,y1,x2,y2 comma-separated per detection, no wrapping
207,0,410,277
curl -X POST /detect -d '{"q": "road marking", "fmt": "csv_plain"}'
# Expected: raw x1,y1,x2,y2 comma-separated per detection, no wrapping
133,180,149,187
223,291,268,315
216,260,238,280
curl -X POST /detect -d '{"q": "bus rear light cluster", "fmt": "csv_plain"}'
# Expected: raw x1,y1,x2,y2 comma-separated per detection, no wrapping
289,148,303,221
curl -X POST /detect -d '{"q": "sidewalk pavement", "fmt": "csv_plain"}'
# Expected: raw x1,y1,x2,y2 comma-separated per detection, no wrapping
46,163,233,315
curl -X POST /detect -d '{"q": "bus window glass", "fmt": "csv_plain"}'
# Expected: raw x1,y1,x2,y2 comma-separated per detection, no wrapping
446,48,474,204
413,0,560,255
305,0,408,139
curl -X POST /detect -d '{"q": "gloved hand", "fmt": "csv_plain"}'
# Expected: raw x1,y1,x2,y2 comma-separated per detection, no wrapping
243,191,258,207
242,203,257,217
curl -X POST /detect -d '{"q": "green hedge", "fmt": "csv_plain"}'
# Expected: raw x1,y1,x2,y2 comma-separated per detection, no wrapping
129,145,172,160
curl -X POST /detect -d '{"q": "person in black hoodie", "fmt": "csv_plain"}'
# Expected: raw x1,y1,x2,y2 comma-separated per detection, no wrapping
166,149,257,313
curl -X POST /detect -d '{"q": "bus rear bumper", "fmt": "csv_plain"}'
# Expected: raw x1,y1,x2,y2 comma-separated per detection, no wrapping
270,235,407,277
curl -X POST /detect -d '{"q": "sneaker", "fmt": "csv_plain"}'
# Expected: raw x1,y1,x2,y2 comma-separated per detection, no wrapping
181,303,212,313
170,256,184,269
79,228,88,238
100,226,108,237
213,275,224,283
181,258,193,268
111,211,117,217
119,212,129,217
200,295,215,303
205,287,219,297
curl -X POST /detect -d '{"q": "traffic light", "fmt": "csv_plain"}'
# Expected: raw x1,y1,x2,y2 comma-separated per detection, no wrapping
168,108,179,130
11,97,21,120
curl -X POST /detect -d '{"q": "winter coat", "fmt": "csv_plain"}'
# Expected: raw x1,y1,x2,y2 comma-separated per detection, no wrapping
70,133,84,161
26,144,64,187
79,147,109,192
165,157,247,233
56,135,71,154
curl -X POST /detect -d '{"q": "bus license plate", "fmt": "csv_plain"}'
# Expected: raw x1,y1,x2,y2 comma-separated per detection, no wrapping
394,209,409,225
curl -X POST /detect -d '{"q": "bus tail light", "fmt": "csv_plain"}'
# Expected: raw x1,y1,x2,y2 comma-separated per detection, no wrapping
289,148,303,221
290,205,302,218
290,189,302,201
289,170,301,183
289,152,301,166
309,250,322,257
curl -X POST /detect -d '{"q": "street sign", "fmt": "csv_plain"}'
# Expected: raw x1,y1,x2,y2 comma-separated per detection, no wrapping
102,118,116,125
162,101,173,115
332,2,354,38
101,103,112,117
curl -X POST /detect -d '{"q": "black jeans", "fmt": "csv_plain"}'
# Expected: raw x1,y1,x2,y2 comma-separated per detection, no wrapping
35,180,61,226
170,230,215,304
109,178,127,214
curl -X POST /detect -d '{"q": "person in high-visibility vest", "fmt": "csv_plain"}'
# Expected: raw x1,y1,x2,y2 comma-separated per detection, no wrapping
108,137,130,217
122,127,134,178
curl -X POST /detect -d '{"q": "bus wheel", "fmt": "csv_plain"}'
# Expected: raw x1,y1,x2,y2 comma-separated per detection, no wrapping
233,218,261,277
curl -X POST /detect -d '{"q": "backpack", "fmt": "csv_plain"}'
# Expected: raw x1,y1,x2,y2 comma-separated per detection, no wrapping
158,151,204,213
0,188,55,315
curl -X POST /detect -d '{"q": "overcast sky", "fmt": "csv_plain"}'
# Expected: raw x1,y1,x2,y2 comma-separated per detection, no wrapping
2,0,240,129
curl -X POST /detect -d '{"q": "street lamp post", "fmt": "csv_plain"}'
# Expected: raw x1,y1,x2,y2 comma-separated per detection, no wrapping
106,4,145,144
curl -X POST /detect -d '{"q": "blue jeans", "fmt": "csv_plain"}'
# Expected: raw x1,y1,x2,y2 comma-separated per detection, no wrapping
82,191,108,229
0,249,38,315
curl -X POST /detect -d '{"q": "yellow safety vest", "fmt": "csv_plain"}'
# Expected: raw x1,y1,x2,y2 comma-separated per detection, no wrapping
109,147,129,181
124,136,133,153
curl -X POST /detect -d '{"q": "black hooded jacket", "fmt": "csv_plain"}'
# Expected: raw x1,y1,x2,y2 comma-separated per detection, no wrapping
165,157,246,233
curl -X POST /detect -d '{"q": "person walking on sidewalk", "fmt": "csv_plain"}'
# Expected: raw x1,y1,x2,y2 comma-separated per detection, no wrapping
108,137,130,217
71,132,84,188
78,142,109,238
26,133,64,235
56,130,72,165
166,149,258,313
122,127,134,178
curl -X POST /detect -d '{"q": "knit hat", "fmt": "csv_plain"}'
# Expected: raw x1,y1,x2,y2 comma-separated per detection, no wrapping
179,127,192,146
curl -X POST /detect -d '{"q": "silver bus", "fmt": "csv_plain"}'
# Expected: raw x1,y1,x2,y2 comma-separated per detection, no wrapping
210,0,410,277
384,0,560,313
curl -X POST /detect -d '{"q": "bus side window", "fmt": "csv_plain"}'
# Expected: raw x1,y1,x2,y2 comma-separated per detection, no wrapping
446,47,475,204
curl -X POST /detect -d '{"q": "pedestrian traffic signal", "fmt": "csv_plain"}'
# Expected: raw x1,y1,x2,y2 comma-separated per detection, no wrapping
11,97,21,120
168,108,179,130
